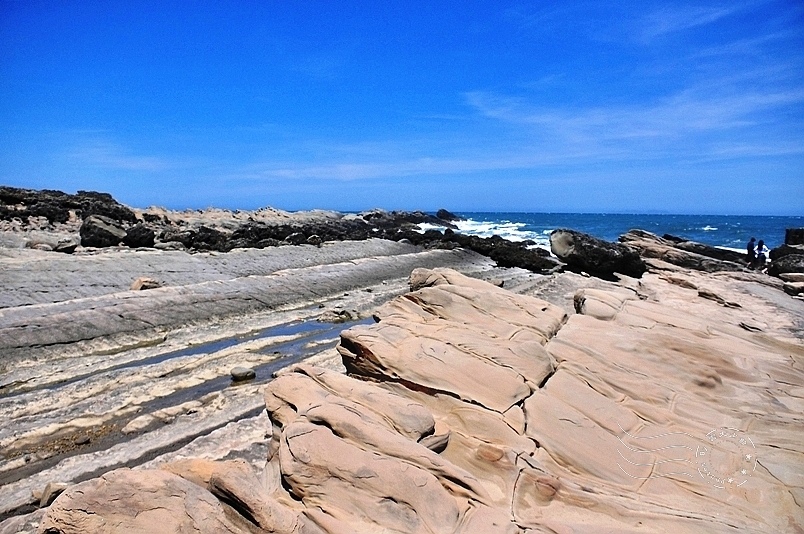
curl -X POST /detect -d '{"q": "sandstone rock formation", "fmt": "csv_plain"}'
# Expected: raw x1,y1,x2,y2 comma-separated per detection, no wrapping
620,229,747,272
22,263,804,532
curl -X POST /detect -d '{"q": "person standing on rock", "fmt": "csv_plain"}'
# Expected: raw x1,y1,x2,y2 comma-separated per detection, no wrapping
746,237,756,265
755,239,769,271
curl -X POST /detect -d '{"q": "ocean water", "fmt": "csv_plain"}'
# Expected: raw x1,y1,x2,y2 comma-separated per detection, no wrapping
425,213,804,252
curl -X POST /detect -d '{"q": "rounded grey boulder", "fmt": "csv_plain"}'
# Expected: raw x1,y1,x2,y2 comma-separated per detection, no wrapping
230,367,256,382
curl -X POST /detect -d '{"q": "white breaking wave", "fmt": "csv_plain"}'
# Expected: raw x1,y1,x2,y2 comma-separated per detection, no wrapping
416,218,552,251
702,225,718,231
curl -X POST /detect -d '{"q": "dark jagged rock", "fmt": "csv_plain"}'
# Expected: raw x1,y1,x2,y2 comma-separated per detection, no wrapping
786,228,804,245
123,223,155,248
361,209,457,229
769,243,804,261
551,229,646,278
192,226,229,252
442,231,560,273
0,186,137,225
436,208,461,221
79,215,127,248
160,226,228,252
767,254,804,277
141,212,165,224
282,232,307,245
160,229,197,248
661,233,686,244
53,239,78,254
672,240,747,264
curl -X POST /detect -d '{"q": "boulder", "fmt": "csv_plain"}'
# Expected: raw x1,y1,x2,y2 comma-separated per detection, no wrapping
79,215,126,248
783,281,804,296
192,226,229,252
53,238,78,254
769,243,804,261
130,277,162,290
38,468,256,533
767,254,804,277
123,223,155,248
39,481,69,508
317,309,357,323
160,228,196,247
779,272,804,283
283,232,307,245
786,228,804,245
551,229,646,278
230,367,256,382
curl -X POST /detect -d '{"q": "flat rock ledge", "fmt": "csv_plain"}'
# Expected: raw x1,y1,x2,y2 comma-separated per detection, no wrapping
34,267,804,533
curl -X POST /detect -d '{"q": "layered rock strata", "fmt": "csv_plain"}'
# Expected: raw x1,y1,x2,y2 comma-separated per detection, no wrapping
37,267,804,533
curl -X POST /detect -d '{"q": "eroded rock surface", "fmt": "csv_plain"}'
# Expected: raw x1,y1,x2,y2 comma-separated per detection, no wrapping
550,228,646,278
32,265,804,532
620,229,747,272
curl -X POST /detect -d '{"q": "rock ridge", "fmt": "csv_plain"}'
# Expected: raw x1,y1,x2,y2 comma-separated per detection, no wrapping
36,267,804,533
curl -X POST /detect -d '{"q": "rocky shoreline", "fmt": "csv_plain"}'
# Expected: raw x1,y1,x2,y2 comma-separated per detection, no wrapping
1,187,803,533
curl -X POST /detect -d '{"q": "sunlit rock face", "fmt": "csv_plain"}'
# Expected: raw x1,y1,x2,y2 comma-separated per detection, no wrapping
40,267,804,533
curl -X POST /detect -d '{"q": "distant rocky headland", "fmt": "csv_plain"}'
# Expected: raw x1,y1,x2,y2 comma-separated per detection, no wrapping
1,186,803,533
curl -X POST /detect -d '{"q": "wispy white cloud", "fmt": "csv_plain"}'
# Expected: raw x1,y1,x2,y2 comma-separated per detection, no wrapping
67,139,175,172
464,83,804,143
692,30,792,58
639,2,756,40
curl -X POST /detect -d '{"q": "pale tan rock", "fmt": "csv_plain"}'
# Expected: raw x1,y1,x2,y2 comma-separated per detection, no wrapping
264,367,489,503
37,468,254,533
38,481,68,507
208,460,304,533
32,265,804,533
130,276,161,290
279,420,463,533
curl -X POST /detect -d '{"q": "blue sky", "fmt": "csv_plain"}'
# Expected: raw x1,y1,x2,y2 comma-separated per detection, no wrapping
1,1,802,214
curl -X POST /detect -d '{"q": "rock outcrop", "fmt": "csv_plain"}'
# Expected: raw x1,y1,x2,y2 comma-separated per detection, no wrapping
78,215,127,248
786,227,804,245
33,267,804,532
768,253,804,277
620,229,746,272
122,222,155,248
0,186,137,225
1,186,560,274
550,228,646,277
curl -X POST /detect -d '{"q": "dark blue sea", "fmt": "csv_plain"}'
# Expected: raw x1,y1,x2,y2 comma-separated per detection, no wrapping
420,213,803,252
